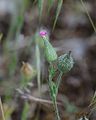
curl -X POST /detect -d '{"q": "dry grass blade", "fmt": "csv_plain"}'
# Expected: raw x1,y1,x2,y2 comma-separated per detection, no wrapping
0,98,5,120
88,91,96,108
80,0,96,33
87,91,96,117
53,0,63,31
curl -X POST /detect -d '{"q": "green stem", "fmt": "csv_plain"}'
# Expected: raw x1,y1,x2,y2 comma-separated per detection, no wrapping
53,98,61,120
35,44,41,96
56,72,63,97
48,65,61,120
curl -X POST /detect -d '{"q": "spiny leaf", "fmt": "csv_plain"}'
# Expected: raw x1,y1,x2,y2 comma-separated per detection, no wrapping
53,0,63,31
49,64,56,78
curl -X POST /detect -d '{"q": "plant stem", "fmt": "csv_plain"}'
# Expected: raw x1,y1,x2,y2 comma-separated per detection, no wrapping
53,98,61,120
35,43,41,96
48,66,61,120
56,72,63,97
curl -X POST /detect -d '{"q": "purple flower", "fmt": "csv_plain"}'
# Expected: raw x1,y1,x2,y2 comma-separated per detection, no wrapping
40,30,47,37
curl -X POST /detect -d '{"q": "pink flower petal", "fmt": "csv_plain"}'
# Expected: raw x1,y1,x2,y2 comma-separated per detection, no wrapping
40,30,47,37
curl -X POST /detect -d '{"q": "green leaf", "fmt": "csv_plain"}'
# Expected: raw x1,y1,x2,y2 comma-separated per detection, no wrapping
49,64,56,78
50,81,57,98
53,0,63,30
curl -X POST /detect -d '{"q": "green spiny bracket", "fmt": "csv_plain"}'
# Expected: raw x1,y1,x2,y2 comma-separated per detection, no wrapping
40,30,58,62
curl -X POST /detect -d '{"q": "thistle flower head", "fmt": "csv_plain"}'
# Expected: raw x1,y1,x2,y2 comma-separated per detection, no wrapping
57,51,74,73
39,29,57,62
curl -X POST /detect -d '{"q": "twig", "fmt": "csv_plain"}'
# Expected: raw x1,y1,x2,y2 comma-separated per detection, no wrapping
16,88,62,106
26,94,62,106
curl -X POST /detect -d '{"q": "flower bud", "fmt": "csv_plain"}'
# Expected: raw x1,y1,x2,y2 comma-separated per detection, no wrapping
57,51,74,73
21,62,36,79
40,30,57,62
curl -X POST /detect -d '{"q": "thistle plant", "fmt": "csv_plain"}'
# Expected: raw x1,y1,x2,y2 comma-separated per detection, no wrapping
40,30,74,120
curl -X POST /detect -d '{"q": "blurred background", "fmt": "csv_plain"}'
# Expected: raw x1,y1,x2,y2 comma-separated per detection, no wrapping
0,0,96,120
